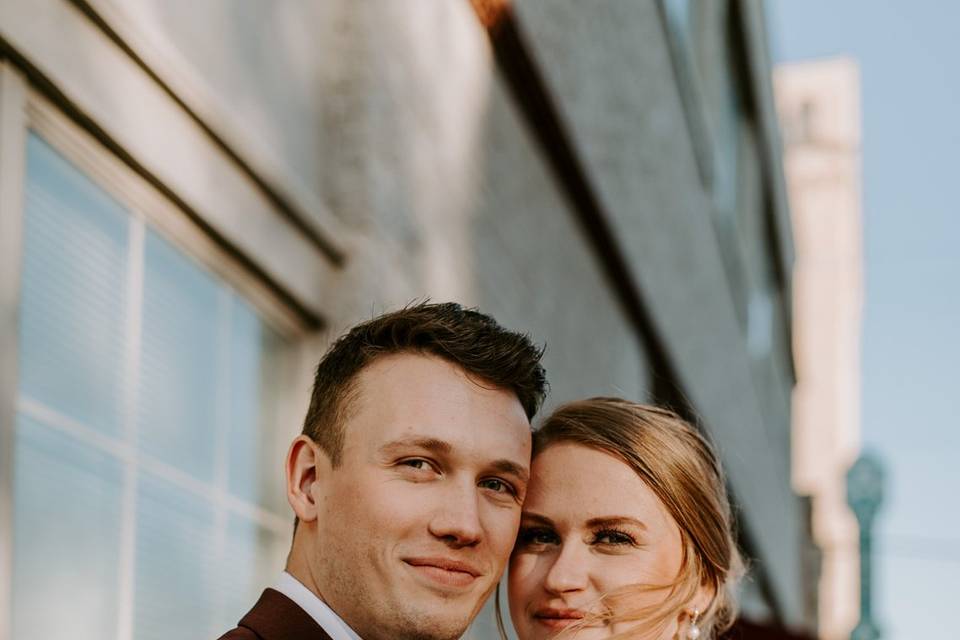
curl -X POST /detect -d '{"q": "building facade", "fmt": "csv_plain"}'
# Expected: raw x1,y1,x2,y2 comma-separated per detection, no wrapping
776,57,864,640
0,1,811,637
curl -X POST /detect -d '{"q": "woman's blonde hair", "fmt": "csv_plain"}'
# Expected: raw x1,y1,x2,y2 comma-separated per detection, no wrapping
506,397,743,639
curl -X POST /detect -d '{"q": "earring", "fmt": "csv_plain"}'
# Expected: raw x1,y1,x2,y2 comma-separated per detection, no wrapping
686,609,701,640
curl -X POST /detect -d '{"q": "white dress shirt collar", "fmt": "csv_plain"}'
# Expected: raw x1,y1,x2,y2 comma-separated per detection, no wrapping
273,571,363,640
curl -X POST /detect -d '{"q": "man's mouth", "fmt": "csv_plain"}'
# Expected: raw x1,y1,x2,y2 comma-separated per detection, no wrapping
402,557,483,589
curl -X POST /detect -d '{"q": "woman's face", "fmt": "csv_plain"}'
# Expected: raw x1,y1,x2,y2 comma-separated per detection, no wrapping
508,442,684,640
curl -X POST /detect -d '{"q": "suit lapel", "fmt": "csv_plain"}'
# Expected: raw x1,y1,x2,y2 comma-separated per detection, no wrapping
238,589,334,640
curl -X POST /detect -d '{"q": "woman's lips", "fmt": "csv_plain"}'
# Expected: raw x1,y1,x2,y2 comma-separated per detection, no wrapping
534,607,586,629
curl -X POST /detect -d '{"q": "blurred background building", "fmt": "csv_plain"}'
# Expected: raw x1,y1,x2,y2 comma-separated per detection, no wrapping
0,1,824,638
770,2,960,637
775,58,864,640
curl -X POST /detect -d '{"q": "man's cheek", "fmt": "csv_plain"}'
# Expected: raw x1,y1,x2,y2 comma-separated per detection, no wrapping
360,479,433,527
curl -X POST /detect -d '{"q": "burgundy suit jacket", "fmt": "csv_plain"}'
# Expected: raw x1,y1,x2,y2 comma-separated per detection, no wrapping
217,589,334,640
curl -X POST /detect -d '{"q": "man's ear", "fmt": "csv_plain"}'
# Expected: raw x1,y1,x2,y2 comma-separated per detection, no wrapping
285,435,329,523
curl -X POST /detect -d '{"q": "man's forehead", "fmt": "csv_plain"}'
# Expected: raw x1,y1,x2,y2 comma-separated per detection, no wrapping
352,354,526,421
356,351,481,391
343,352,532,459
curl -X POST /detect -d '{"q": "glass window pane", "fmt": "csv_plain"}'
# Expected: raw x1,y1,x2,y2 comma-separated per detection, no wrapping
13,132,292,640
227,300,287,514
217,514,288,631
663,0,694,53
226,301,262,504
134,472,218,640
12,415,124,640
18,133,129,436
138,229,220,481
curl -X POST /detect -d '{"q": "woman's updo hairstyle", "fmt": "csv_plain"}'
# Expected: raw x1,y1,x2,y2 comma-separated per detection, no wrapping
532,397,743,639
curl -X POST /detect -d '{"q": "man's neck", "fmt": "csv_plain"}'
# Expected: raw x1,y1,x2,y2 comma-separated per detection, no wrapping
274,571,363,640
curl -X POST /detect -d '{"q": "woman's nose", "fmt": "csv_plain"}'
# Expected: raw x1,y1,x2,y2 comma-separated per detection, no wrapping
542,542,590,594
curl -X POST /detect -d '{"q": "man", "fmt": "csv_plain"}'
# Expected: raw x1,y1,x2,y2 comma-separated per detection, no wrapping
219,302,547,640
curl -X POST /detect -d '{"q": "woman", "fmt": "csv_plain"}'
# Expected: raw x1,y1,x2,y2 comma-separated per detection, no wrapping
505,398,742,640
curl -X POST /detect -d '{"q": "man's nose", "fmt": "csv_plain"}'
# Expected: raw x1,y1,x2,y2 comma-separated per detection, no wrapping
543,542,589,594
427,480,483,548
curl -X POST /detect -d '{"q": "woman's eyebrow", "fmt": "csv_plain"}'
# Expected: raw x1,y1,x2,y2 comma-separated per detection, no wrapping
520,512,555,526
585,516,647,530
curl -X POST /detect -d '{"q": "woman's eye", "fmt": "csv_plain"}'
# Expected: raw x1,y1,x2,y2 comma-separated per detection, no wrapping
517,527,559,547
479,478,514,495
593,529,636,546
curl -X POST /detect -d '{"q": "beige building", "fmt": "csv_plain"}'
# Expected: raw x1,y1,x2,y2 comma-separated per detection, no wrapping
775,58,864,640
1,1,813,638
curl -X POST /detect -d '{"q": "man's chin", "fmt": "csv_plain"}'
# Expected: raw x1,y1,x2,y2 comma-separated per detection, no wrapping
388,605,474,640
390,585,490,640
377,564,496,639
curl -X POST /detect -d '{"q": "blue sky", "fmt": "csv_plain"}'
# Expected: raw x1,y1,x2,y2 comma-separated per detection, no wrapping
768,1,960,637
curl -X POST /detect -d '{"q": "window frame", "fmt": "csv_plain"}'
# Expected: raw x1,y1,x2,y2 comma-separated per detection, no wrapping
0,61,308,640
0,62,29,640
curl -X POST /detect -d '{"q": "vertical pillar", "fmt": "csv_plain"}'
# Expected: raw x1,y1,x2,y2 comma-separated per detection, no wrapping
847,453,885,640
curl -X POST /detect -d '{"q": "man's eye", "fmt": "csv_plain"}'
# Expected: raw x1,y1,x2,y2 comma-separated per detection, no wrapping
479,478,515,495
399,458,433,471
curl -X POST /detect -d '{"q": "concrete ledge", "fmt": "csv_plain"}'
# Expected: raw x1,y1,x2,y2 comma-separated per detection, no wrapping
0,0,343,326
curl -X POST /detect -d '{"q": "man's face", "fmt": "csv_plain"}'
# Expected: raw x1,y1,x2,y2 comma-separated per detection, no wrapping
309,353,532,640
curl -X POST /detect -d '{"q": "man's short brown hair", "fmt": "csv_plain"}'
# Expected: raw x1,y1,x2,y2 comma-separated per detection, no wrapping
301,302,547,465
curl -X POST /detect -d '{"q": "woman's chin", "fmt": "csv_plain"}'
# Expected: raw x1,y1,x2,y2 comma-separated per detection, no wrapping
518,618,610,640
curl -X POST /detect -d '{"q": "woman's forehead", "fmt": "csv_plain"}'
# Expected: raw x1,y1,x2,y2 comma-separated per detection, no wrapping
524,442,677,532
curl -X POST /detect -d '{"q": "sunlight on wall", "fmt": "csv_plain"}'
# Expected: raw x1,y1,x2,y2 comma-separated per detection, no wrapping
776,57,863,640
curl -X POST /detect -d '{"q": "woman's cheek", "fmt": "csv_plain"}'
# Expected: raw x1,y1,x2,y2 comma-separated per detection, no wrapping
508,552,545,608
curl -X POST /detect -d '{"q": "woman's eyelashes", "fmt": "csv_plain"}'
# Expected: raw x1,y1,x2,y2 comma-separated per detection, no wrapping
517,526,560,547
591,527,639,547
516,525,641,550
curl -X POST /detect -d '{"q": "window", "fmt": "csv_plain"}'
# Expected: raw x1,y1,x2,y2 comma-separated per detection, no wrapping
659,0,756,328
10,131,292,639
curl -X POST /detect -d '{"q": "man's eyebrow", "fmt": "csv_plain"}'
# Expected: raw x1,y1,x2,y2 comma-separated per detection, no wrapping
489,459,529,484
585,516,647,530
378,437,452,456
